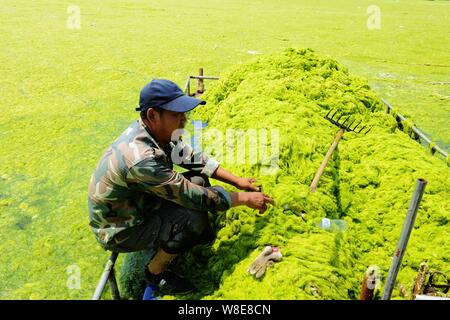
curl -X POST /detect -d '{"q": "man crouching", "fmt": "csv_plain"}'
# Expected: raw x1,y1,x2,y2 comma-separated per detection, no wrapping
88,79,274,295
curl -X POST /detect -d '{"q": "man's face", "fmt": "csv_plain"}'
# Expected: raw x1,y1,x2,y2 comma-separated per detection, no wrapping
156,110,187,144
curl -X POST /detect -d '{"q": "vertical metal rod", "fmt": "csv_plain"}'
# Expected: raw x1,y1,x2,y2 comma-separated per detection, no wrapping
108,268,121,300
381,179,427,300
92,252,119,300
184,77,191,96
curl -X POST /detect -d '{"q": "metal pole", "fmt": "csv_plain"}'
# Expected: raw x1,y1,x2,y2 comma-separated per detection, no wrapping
108,267,121,300
189,75,220,80
381,98,448,158
382,179,427,300
92,252,119,300
184,77,191,96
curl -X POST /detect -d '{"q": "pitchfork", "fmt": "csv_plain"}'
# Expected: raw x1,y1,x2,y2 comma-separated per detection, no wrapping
309,110,371,192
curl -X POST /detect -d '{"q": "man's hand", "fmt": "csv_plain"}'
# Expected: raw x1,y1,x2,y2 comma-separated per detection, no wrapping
246,192,274,213
234,177,260,191
230,192,275,214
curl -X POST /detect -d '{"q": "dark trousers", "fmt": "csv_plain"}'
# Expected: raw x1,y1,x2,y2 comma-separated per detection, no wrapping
107,172,215,254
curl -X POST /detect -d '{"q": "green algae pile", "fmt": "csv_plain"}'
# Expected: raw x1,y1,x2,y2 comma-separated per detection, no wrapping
120,49,449,300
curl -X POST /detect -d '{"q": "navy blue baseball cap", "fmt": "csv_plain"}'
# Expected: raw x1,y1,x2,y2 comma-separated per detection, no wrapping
136,79,206,113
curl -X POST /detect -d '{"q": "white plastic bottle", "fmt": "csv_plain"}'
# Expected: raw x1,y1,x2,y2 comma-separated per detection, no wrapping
320,218,347,232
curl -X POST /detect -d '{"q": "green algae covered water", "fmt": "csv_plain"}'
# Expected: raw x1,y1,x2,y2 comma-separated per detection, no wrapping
120,49,449,300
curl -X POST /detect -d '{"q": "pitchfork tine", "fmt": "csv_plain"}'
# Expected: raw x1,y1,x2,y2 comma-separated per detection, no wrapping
330,109,338,119
364,127,372,135
325,109,332,118
357,125,366,133
346,119,356,131
352,120,362,131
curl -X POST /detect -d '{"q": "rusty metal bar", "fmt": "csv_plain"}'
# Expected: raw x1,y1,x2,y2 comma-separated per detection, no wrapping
412,262,429,298
360,274,376,300
196,68,205,95
183,69,220,98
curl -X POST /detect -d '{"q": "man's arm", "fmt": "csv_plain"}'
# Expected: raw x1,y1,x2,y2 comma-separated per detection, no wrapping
129,157,274,214
170,139,259,191
212,166,260,192
129,158,231,212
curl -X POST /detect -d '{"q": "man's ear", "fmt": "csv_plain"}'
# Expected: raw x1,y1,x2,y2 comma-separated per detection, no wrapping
146,108,158,122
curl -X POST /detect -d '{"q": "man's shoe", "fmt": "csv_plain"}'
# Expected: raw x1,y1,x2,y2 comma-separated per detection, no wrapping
145,269,195,295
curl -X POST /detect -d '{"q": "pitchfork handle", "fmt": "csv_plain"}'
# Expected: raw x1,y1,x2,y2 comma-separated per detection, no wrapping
310,128,345,192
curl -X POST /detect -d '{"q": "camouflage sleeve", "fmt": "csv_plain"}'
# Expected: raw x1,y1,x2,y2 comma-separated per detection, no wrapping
169,139,219,177
127,157,231,212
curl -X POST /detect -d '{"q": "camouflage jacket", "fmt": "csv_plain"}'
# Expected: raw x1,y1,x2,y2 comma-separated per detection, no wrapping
88,119,231,247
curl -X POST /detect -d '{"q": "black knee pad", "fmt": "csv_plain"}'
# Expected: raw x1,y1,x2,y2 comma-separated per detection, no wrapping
161,211,212,254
